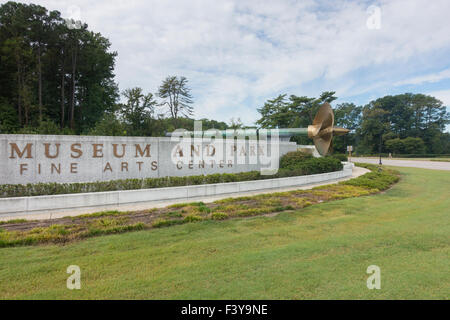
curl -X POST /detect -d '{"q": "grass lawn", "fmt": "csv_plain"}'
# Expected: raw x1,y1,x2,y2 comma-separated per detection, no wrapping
0,166,448,299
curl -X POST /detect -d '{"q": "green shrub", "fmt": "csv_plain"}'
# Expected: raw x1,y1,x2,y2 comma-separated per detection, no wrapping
279,151,343,174
186,175,205,185
330,153,348,162
166,211,183,218
0,219,28,225
279,151,313,169
0,153,343,198
16,120,75,135
204,174,222,184
343,163,399,191
385,137,426,154
197,204,211,214
211,212,228,220
88,113,126,136
152,219,185,228
184,215,203,222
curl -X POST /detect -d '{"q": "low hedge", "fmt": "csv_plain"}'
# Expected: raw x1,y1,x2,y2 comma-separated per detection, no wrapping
0,151,343,198
343,163,400,191
279,150,314,168
329,153,348,162
279,151,343,173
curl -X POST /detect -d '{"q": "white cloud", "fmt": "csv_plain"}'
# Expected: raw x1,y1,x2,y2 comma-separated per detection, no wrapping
395,69,450,86
427,89,450,106
19,0,450,125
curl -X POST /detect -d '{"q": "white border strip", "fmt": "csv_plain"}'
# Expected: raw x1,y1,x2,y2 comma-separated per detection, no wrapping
0,163,353,218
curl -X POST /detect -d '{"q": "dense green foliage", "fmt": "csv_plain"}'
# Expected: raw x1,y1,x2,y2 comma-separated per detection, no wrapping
0,1,118,133
279,151,343,173
256,91,338,146
0,152,342,198
0,2,228,136
279,150,315,168
358,94,449,155
384,137,426,154
256,92,450,155
328,153,348,162
343,163,400,190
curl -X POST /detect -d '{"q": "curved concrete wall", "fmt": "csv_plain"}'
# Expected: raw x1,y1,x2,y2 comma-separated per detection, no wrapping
0,163,353,218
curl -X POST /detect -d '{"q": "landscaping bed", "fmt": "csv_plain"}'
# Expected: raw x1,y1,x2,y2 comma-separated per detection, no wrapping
0,152,342,198
0,163,399,247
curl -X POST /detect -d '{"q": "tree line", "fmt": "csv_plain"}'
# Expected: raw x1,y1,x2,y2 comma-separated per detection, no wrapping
0,1,119,133
0,2,214,136
255,92,450,154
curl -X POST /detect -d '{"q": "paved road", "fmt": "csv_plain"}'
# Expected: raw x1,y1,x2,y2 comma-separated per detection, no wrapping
353,157,450,171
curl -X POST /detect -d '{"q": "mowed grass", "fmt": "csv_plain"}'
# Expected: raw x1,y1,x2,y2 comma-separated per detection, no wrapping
0,166,448,299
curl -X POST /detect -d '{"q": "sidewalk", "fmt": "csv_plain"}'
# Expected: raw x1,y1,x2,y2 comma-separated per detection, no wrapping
354,157,450,171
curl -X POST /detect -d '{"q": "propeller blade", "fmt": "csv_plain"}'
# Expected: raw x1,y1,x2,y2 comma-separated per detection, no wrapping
308,102,334,156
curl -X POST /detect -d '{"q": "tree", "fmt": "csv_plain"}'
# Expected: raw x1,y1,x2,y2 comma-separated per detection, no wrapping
256,91,338,129
290,91,337,126
75,30,119,132
330,103,363,153
357,106,390,154
256,94,291,128
229,117,243,129
385,137,426,154
158,76,193,120
28,3,52,120
119,87,156,136
357,93,449,154
88,113,125,136
201,118,228,130
334,103,362,130
255,91,338,145
385,138,403,154
0,1,34,126
0,1,119,133
0,97,18,132
402,137,426,154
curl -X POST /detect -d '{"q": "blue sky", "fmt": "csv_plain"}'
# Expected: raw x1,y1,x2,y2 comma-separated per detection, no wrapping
19,0,450,131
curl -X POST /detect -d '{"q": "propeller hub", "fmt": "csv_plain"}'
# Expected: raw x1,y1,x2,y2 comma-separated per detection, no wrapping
307,103,350,156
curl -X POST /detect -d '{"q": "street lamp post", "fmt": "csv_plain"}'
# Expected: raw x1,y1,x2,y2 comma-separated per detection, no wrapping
379,132,383,165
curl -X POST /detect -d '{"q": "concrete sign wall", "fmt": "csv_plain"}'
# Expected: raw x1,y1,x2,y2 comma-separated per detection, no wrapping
0,134,297,184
